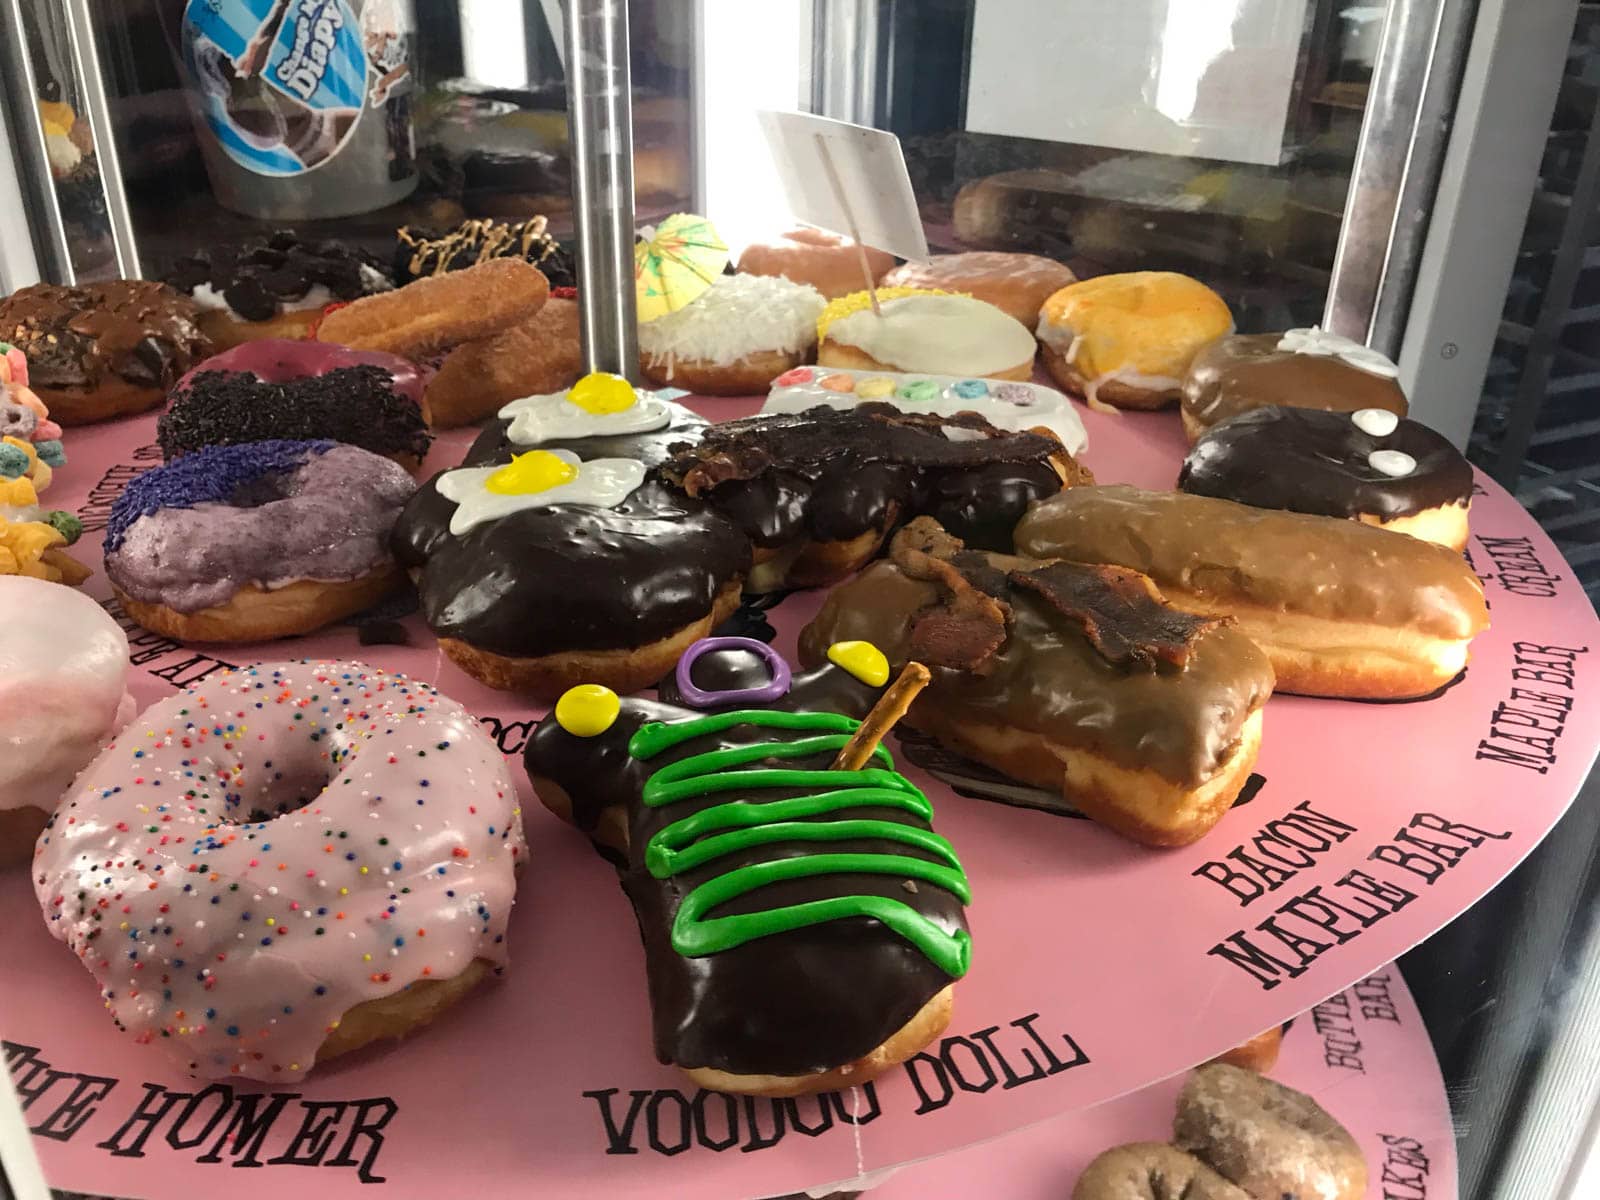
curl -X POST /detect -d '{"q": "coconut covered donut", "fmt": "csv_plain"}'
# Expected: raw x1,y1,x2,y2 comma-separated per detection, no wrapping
1173,1063,1367,1200
637,274,826,395
0,575,134,865
33,660,526,1080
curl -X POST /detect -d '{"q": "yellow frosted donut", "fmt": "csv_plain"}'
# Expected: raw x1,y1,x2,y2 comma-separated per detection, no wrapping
1037,272,1233,411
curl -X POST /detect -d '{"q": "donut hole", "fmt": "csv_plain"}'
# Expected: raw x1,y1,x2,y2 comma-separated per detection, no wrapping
217,761,334,825
228,471,297,508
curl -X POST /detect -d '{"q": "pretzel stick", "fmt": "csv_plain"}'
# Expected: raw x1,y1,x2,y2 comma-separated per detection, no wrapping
830,662,932,771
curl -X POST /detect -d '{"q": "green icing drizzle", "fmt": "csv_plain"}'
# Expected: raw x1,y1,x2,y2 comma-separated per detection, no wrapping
627,710,972,977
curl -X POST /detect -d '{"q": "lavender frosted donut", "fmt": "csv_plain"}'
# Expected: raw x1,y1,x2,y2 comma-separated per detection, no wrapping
105,439,415,643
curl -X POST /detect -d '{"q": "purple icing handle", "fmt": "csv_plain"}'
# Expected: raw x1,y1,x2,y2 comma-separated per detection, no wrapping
675,637,793,708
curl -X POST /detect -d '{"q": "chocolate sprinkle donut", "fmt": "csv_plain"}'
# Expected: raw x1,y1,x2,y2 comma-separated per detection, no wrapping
160,366,433,465
1178,406,1473,521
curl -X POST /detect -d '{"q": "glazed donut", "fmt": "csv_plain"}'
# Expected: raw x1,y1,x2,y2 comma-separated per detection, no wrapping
423,296,583,429
1014,485,1490,700
393,374,751,698
638,274,826,395
737,227,894,300
34,660,526,1080
881,252,1076,327
0,575,133,865
1073,1143,1250,1200
799,519,1273,847
315,258,550,360
161,340,432,470
660,404,1086,592
165,230,394,350
0,281,211,425
1181,327,1407,444
1037,273,1233,411
1180,407,1473,552
105,440,415,644
524,638,971,1096
1173,1063,1367,1200
818,290,1038,381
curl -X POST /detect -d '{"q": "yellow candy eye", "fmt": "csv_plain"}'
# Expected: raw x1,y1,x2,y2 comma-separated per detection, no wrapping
569,372,638,415
485,450,578,495
827,640,890,687
554,684,621,737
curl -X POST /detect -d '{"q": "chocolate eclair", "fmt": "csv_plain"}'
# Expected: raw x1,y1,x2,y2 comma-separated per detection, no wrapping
0,281,211,425
800,519,1274,846
165,230,394,350
392,376,750,698
1179,406,1473,551
525,637,972,1095
658,403,1091,591
1015,485,1490,700
1180,328,1408,444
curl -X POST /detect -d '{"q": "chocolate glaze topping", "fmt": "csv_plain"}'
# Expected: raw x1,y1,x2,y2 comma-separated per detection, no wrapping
1178,406,1473,520
660,403,1074,553
800,526,1273,787
165,231,392,322
392,400,751,657
1181,333,1408,431
1015,485,1489,639
524,657,970,1076
160,366,432,464
0,281,210,392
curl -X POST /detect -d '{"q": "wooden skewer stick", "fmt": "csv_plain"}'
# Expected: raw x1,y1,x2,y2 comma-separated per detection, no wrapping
814,132,882,316
830,662,932,771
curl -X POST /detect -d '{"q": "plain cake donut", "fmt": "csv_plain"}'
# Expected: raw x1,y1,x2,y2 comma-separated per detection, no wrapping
33,660,526,1081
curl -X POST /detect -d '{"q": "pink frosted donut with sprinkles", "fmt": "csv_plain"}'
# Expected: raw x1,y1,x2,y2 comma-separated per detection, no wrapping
32,659,526,1081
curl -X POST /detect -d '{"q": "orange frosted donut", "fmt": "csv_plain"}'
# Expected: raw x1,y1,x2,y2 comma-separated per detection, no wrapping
1037,272,1233,411
34,660,527,1080
738,228,894,300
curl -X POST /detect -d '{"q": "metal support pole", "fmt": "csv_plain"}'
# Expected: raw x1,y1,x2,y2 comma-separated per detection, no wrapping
566,0,639,380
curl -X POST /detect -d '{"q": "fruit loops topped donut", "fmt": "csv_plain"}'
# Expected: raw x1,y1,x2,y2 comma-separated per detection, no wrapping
105,440,415,644
817,289,1038,381
1037,272,1233,411
737,227,894,300
0,574,134,865
1180,406,1473,551
1180,326,1408,444
161,340,432,470
0,280,211,425
881,251,1076,327
637,274,826,395
1,434,88,585
393,374,750,698
0,341,65,468
34,660,526,1080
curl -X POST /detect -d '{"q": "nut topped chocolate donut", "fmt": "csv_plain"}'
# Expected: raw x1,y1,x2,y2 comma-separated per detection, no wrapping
1181,327,1407,443
0,281,211,425
1179,406,1473,551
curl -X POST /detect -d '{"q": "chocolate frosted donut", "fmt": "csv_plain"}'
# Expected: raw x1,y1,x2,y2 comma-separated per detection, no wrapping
1181,328,1407,443
0,281,210,424
1179,406,1473,551
393,385,751,698
106,440,414,643
161,340,432,469
659,403,1085,591
1173,1064,1366,1200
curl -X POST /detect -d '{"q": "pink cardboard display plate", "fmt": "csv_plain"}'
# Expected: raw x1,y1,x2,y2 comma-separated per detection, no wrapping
2,394,1589,1199
870,965,1456,1200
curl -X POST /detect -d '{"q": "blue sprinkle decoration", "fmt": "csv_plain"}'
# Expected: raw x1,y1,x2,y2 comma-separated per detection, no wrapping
103,439,335,552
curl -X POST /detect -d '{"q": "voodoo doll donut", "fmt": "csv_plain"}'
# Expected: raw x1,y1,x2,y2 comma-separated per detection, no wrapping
525,636,972,1096
392,372,750,698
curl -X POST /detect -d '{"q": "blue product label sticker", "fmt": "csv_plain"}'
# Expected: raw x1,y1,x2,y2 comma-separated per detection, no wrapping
181,0,372,178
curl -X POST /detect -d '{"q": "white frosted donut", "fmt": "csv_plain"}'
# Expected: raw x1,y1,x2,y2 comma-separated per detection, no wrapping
34,659,526,1081
1,576,134,859
821,293,1037,379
